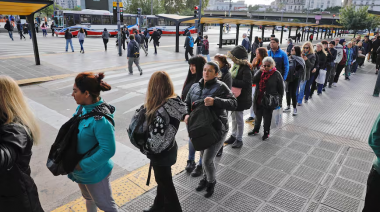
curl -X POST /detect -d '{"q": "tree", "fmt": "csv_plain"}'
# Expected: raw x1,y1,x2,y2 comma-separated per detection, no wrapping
338,6,368,34
248,5,260,12
40,5,54,17
292,18,301,22
366,14,380,32
72,6,81,11
125,0,165,15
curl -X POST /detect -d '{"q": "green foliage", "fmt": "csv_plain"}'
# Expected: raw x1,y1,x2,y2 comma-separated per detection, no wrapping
366,14,380,31
124,0,165,15
248,5,260,12
72,6,82,11
338,6,369,32
292,18,301,22
39,5,54,17
125,0,208,15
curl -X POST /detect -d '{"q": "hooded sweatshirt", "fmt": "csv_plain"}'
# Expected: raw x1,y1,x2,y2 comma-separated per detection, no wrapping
334,44,344,64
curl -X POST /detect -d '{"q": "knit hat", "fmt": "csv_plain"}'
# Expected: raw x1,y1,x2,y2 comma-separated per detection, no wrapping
227,45,250,66
329,41,335,45
339,39,346,45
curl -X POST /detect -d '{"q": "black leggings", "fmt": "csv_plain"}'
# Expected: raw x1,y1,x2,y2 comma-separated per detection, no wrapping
254,104,273,133
334,64,345,83
103,39,109,50
286,78,299,108
363,166,380,211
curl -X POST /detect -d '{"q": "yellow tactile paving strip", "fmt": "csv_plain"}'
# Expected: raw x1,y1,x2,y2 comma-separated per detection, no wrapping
52,144,200,212
15,59,185,86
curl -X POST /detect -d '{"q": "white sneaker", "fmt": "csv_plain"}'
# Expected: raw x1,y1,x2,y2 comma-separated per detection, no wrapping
293,108,298,116
352,73,356,75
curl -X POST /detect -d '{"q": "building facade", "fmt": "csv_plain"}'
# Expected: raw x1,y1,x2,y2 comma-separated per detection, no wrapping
55,0,81,9
351,0,380,11
205,0,248,11
304,0,342,10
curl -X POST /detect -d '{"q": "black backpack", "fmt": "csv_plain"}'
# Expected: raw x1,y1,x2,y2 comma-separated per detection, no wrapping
130,40,140,58
127,105,149,154
188,100,222,151
286,58,297,82
46,107,114,176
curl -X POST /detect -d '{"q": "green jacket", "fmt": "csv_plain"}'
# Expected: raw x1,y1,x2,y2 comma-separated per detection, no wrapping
369,113,380,174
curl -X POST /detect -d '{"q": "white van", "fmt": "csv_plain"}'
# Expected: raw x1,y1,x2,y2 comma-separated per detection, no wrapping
275,26,288,32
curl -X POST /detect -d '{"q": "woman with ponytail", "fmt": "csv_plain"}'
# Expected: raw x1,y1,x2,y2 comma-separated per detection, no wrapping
70,72,119,212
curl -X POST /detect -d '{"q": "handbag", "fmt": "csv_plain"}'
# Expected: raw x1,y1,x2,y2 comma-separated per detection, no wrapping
231,87,242,97
261,92,280,110
316,69,327,84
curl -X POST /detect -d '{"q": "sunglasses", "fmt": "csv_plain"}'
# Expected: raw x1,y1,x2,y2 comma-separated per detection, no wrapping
303,47,309,49
262,65,271,68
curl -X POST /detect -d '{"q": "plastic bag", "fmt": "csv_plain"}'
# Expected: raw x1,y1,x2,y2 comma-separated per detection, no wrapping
271,107,283,129
316,69,327,84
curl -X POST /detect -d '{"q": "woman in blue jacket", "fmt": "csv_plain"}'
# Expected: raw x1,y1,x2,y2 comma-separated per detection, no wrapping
70,72,119,212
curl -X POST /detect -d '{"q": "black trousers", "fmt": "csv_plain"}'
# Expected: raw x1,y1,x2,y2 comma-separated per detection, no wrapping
153,40,158,54
103,39,108,51
363,166,380,211
185,47,194,61
18,30,25,39
254,104,273,133
145,38,149,49
286,78,299,108
372,51,377,64
153,165,182,212
52,28,55,36
334,64,345,83
121,39,126,50
35,27,39,33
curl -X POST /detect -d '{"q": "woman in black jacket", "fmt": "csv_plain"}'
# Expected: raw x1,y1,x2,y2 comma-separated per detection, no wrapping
182,56,207,177
184,62,237,198
313,43,327,95
250,36,260,63
225,46,252,148
250,57,284,140
0,76,43,212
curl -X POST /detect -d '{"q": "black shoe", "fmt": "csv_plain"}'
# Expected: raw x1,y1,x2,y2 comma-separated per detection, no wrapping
262,131,269,140
248,128,259,136
328,85,332,88
196,177,208,191
245,117,254,122
204,181,216,198
309,95,313,99
224,136,236,144
322,88,325,92
140,71,143,76
232,140,243,148
143,205,164,212
191,165,203,177
185,160,196,173
216,146,223,157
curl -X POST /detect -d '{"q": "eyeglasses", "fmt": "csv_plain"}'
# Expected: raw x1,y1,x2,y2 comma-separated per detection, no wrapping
262,65,271,68
303,47,309,49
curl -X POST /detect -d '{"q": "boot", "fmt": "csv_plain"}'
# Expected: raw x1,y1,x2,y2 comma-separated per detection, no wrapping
143,205,164,212
248,128,259,136
232,140,243,148
216,146,223,157
191,165,203,177
196,177,208,191
262,131,270,140
185,160,196,173
204,180,216,198
224,135,236,144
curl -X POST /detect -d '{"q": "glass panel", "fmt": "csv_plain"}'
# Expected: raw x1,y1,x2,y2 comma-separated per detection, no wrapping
92,15,101,24
102,16,111,25
80,14,91,24
74,14,80,25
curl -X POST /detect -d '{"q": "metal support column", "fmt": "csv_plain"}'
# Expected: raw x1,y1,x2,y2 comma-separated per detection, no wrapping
288,26,292,39
301,28,304,42
219,24,223,48
272,25,275,35
236,24,240,46
280,26,284,44
316,27,319,40
307,28,310,41
324,28,327,39
175,22,180,52
262,26,265,41
249,25,254,43
27,14,40,65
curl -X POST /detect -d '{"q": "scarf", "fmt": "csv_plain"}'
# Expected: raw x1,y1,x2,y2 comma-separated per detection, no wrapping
230,64,240,79
258,67,277,104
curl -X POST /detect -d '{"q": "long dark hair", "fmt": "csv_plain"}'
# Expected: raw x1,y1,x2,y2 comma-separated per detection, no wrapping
293,46,301,56
186,55,206,82
253,47,268,67
254,36,259,44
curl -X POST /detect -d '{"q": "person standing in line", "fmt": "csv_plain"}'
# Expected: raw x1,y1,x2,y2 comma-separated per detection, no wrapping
363,35,372,62
304,43,319,102
333,39,348,85
184,31,194,61
16,20,25,40
267,34,276,50
41,23,47,37
350,39,358,75
183,56,207,177
201,35,211,62
344,41,354,81
296,42,316,106
65,28,74,52
141,71,186,212
375,46,380,75
314,43,327,95
184,62,237,198
286,38,294,56
250,57,284,140
258,37,263,47
250,36,260,63
330,38,344,87
69,72,119,212
127,35,143,76
268,38,290,80
150,28,160,54
372,36,380,64
102,28,110,51
121,28,126,50
284,46,305,116
0,76,44,212
34,21,39,33
139,31,148,56
194,32,203,55
78,28,85,54
247,47,268,132
324,41,337,90
225,46,252,148
354,41,366,72
4,20,14,41
241,33,251,53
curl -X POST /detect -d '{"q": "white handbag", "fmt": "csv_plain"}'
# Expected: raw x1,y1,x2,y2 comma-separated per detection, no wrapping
316,69,327,84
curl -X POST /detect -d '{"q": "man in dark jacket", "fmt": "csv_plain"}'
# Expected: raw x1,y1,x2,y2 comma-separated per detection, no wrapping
4,20,14,41
184,31,194,61
194,32,203,55
133,30,141,44
127,35,143,75
121,28,127,50
139,31,148,56
296,32,301,43
16,20,25,40
363,35,372,62
372,36,380,64
323,40,337,89
241,33,251,52
149,28,160,54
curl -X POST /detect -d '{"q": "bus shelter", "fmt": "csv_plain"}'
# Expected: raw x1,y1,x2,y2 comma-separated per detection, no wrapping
0,0,53,65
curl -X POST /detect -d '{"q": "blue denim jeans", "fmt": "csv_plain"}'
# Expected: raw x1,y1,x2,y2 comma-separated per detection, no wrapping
66,39,74,52
79,40,84,51
8,31,13,40
188,139,202,165
203,54,211,62
304,74,316,100
297,80,307,104
317,83,323,94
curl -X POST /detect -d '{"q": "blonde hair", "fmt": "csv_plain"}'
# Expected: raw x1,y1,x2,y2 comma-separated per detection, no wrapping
0,76,40,144
316,43,327,56
302,41,315,54
145,71,176,124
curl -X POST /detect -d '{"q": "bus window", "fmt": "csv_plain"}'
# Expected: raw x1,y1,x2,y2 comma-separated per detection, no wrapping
123,16,129,25
102,16,111,25
131,16,136,25
65,14,74,26
74,14,80,25
92,15,101,24
158,18,165,26
80,14,91,24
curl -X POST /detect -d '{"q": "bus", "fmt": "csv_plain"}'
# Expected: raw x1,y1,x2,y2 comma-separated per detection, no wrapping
53,9,197,37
